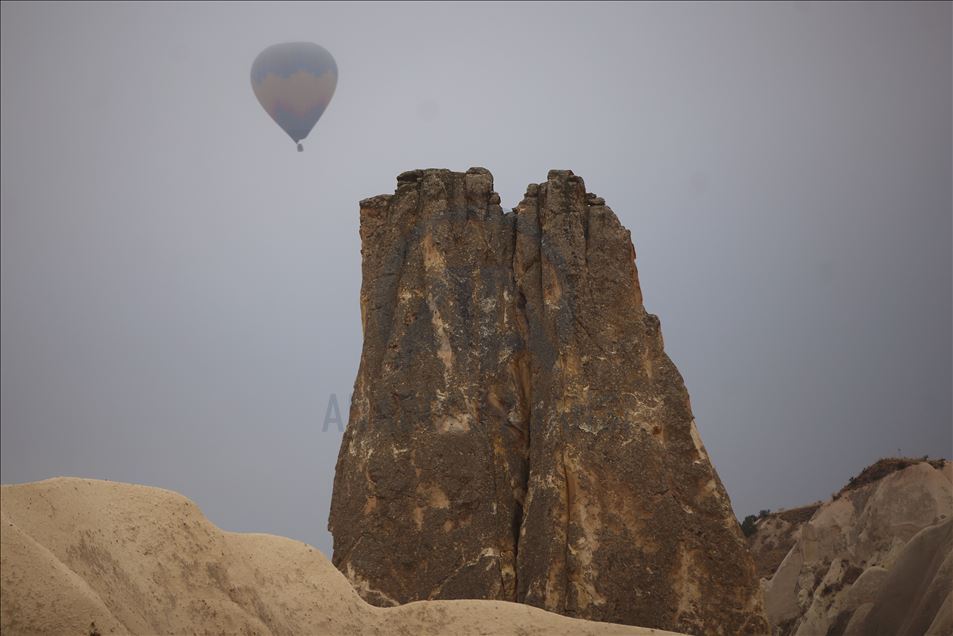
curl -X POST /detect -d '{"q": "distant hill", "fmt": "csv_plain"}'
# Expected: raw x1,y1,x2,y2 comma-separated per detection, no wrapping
746,503,822,579
838,456,947,495
746,457,952,635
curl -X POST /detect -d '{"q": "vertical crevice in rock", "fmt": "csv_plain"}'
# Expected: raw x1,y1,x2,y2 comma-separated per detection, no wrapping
330,168,769,635
507,205,531,596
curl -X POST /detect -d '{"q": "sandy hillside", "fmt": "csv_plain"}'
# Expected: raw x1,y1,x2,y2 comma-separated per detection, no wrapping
759,460,952,636
746,503,821,579
0,477,684,636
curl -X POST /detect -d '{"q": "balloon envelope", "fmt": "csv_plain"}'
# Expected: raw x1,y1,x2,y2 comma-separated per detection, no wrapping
251,42,338,144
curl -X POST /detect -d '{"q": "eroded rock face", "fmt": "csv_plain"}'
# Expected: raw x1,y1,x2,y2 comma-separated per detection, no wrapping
329,168,767,634
759,460,953,636
746,504,822,580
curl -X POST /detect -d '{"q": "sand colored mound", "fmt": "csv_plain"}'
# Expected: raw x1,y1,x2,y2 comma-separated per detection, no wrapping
746,503,822,579
844,517,953,636
0,477,683,636
760,461,952,635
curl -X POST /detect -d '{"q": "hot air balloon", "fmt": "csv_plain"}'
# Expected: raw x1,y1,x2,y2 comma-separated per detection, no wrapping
251,42,337,151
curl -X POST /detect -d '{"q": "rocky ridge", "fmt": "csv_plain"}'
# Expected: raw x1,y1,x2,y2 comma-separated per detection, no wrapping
328,168,767,634
746,504,823,580
750,458,952,635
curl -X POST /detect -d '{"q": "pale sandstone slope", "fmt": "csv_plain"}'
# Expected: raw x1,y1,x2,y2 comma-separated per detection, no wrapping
760,461,952,636
0,477,683,636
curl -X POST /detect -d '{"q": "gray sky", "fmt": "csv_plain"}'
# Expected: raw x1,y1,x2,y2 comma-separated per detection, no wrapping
2,1,950,556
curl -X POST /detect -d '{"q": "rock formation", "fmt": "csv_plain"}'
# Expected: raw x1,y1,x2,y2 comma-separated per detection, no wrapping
750,458,952,635
328,168,767,634
0,477,684,636
746,503,822,579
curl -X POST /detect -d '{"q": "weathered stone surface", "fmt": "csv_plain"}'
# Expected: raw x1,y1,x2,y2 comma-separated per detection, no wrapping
746,503,822,579
331,168,526,607
329,168,768,634
850,517,953,636
756,459,953,636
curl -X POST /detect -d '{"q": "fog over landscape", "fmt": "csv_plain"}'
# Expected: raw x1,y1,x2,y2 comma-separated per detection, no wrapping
2,1,950,558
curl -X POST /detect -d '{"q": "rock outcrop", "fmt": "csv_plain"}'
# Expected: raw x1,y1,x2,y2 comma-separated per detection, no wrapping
746,504,822,579
329,168,767,634
0,477,685,636
753,459,953,635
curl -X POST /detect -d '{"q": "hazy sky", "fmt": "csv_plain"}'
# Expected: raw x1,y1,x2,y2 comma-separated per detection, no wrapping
2,1,950,556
